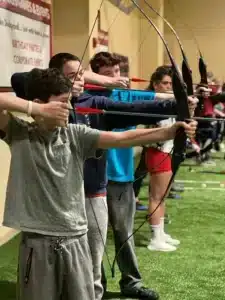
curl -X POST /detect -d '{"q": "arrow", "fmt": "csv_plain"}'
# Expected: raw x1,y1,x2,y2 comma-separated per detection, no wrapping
130,77,149,83
84,83,107,90
74,106,225,123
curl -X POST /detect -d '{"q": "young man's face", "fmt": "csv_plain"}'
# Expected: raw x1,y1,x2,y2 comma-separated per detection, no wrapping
62,60,84,96
98,64,121,78
153,75,172,93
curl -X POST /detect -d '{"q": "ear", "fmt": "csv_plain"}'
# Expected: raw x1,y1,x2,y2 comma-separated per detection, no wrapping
153,82,157,90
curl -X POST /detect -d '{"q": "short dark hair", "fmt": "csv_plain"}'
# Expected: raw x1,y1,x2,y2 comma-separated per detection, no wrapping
155,65,172,73
148,66,172,90
49,53,80,70
90,52,120,73
26,68,72,103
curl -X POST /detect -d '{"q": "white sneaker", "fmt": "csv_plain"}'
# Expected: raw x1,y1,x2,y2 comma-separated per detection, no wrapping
210,149,217,153
163,233,180,246
147,239,177,252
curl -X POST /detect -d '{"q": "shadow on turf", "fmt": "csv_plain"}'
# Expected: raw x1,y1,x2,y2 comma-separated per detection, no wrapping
103,291,139,299
134,233,149,248
0,282,139,300
0,281,16,299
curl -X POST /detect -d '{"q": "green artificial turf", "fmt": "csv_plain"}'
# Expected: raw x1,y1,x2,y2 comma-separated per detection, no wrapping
1,154,225,299
0,234,20,300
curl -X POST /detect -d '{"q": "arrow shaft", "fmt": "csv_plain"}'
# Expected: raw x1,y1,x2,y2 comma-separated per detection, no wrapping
74,108,225,123
103,110,225,122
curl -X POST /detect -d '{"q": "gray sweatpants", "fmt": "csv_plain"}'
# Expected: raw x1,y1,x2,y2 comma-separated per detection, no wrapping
104,181,142,291
85,196,108,300
17,232,95,300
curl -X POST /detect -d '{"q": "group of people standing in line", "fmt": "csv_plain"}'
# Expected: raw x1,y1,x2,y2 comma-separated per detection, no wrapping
0,51,198,300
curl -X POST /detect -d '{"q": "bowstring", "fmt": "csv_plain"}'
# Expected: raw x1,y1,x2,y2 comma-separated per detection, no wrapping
73,0,181,278
111,127,185,276
83,1,123,71
110,0,189,276
68,0,114,272
68,0,105,99
72,0,147,275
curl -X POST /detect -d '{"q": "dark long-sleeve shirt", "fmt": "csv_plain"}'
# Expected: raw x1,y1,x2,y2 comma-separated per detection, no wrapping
74,93,177,196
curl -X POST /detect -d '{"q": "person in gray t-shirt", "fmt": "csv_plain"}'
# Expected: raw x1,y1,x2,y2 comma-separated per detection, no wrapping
0,68,197,300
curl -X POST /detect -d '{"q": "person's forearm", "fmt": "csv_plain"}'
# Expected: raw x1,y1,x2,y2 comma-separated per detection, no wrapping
118,127,173,147
155,92,174,100
0,93,40,115
84,70,113,86
102,127,173,149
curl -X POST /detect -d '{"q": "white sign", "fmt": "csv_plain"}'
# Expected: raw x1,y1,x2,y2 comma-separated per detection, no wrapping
95,30,109,54
0,0,51,88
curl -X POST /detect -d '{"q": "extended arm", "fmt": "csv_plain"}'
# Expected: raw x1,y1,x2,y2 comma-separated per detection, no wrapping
91,96,177,129
97,121,197,149
90,94,198,129
0,93,69,132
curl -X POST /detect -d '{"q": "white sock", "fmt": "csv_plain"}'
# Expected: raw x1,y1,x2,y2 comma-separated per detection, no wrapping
160,217,165,236
150,224,161,241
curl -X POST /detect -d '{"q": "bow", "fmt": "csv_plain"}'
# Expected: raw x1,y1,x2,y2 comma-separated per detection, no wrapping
69,0,201,278
109,0,192,277
133,0,190,204
144,0,211,116
144,0,214,161
164,0,209,114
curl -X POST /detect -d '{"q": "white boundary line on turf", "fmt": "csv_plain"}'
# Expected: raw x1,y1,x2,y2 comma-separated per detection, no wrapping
175,180,222,184
184,187,225,191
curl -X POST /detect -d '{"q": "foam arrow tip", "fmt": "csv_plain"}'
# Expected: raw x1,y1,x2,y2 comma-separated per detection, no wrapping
84,84,108,90
130,77,149,83
75,106,104,115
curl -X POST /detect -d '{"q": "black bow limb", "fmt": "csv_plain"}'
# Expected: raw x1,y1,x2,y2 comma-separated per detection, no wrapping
199,54,208,86
143,0,195,97
182,56,194,96
171,69,190,173
110,0,192,278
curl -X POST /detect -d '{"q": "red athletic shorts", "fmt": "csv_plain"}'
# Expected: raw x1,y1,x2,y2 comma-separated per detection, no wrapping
145,147,172,174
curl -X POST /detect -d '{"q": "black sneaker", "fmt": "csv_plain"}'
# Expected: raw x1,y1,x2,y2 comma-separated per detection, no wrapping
121,286,159,299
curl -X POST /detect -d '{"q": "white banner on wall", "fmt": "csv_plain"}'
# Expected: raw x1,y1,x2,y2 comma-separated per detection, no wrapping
0,0,51,88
